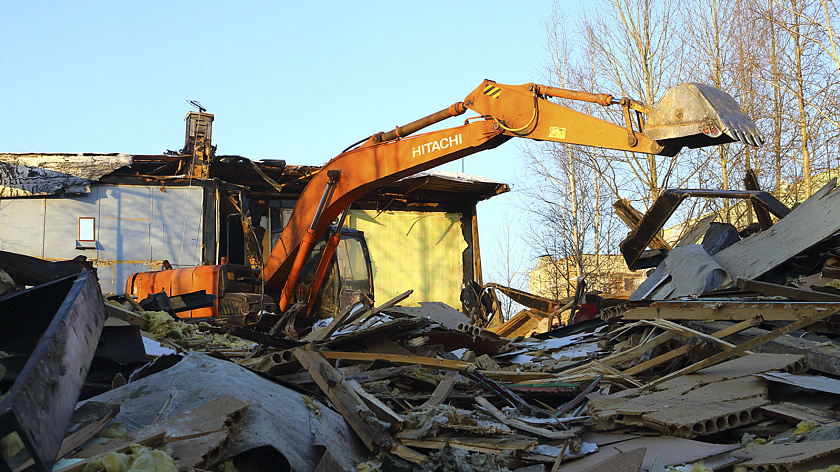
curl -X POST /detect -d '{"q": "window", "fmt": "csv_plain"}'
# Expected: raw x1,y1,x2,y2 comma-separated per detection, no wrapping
79,217,95,241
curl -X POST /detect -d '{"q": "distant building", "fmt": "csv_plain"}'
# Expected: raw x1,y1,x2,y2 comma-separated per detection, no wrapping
528,253,645,300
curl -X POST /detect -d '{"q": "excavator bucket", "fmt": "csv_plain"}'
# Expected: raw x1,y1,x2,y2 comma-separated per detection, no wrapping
643,82,762,149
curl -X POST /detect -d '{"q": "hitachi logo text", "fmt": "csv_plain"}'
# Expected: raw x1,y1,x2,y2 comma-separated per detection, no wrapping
412,134,462,158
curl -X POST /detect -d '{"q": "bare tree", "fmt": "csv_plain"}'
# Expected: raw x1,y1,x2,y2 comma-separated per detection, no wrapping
488,206,527,321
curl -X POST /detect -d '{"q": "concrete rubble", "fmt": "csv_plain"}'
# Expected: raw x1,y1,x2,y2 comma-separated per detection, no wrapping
3,185,840,472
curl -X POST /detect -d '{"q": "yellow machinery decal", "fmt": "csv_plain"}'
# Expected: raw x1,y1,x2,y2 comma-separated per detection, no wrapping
549,127,567,139
483,84,501,99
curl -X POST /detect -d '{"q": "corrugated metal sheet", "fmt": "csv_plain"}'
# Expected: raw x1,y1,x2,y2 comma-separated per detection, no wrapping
349,209,467,308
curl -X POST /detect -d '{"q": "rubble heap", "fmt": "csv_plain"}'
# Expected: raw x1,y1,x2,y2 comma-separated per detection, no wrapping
4,182,840,471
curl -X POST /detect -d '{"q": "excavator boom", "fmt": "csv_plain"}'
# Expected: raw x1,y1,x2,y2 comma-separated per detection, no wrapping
263,79,761,308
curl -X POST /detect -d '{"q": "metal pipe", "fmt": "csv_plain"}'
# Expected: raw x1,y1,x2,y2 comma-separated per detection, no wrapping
533,85,614,107
372,102,467,144
278,171,341,312
309,170,341,231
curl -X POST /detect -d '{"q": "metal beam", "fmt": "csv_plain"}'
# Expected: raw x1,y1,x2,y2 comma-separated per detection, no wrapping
619,188,791,270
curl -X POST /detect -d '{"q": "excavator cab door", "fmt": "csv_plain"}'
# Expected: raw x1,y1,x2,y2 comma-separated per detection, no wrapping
300,227,374,318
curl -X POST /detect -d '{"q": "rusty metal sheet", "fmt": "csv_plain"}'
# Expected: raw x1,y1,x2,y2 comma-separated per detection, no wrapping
484,282,570,315
0,271,107,471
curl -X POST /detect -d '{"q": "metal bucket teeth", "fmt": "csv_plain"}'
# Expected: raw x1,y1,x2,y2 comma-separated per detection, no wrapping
644,82,762,149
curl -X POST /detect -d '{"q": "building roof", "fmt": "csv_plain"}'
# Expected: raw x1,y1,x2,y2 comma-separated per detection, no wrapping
0,152,509,210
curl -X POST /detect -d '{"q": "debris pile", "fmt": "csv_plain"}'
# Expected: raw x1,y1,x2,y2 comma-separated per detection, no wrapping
4,181,840,471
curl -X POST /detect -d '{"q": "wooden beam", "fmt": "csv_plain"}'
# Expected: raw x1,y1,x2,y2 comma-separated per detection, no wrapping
319,351,555,382
623,316,763,376
623,301,832,321
736,278,840,302
103,302,149,330
650,306,840,387
613,198,672,251
293,349,424,464
475,396,578,440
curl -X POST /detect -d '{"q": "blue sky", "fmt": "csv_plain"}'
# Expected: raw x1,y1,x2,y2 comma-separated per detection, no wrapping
1,1,576,291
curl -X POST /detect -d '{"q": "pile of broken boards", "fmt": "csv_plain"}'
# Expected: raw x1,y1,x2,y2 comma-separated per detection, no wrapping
7,183,840,472
3,291,838,472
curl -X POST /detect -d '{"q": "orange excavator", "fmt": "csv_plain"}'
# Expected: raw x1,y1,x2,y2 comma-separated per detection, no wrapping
128,80,761,325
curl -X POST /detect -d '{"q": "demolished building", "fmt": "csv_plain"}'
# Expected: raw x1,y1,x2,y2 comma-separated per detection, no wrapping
0,111,508,315
3,83,840,471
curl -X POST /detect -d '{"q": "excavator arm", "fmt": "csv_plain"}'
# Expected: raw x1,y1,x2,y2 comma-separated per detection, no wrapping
263,80,761,311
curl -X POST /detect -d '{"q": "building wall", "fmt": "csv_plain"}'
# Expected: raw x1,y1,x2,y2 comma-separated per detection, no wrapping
0,184,206,294
0,182,476,310
348,209,467,308
528,254,645,299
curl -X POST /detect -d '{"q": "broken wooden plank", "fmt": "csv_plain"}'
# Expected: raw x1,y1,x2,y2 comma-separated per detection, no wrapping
623,316,762,376
346,289,413,327
57,402,120,459
103,302,150,330
54,432,167,472
72,396,250,462
320,351,471,371
613,198,671,251
419,371,458,409
639,319,745,353
122,292,146,312
650,305,840,387
398,433,538,455
11,402,120,472
736,278,840,302
308,303,359,342
682,319,840,377
293,349,425,464
563,331,679,375
475,396,577,440
592,361,644,388
347,379,404,427
318,351,555,382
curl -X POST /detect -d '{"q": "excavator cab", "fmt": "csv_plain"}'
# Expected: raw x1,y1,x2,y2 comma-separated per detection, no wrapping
295,226,374,319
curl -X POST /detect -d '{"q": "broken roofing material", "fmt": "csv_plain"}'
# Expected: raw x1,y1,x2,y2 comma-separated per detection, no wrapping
628,179,840,300
0,153,131,197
